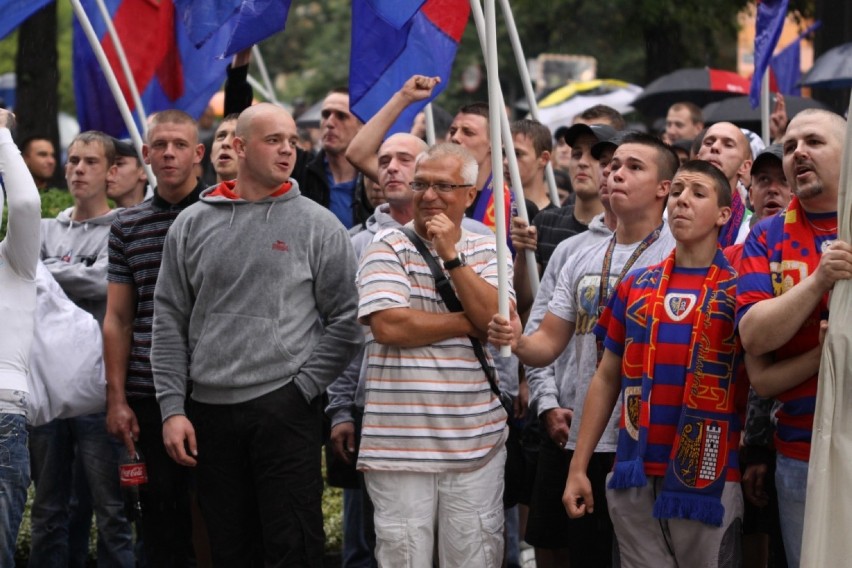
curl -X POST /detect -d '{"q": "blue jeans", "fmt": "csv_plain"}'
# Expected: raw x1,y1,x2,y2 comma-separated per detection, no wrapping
0,413,29,568
29,412,134,568
776,453,808,568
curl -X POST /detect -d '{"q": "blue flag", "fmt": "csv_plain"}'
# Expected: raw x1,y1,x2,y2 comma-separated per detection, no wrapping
770,21,821,96
349,0,469,135
0,0,53,40
750,0,789,108
174,0,292,59
73,0,230,137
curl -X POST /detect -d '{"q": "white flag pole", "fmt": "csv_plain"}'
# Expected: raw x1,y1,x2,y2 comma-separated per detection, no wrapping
246,75,274,102
251,45,279,105
482,0,511,358
498,0,560,208
760,71,771,145
92,0,148,139
424,103,436,146
69,0,156,187
471,0,540,299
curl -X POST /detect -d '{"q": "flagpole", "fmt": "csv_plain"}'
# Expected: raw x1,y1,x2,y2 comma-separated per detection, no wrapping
246,75,273,102
483,0,511,358
497,0,560,208
92,0,148,138
424,103,436,145
760,71,771,145
251,45,280,105
69,0,156,187
470,0,540,299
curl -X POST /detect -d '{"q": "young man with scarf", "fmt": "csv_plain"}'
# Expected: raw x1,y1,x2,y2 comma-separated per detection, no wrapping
562,160,744,566
488,133,678,567
737,109,851,568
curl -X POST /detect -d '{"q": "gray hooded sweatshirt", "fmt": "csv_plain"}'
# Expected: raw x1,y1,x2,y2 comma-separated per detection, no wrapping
152,181,363,420
40,206,121,325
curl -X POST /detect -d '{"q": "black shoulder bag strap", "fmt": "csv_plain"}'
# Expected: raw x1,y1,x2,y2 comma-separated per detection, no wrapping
399,227,506,403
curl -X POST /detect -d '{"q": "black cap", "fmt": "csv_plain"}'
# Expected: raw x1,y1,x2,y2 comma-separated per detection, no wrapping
591,130,629,160
750,143,783,175
672,138,694,153
112,137,140,160
556,123,617,148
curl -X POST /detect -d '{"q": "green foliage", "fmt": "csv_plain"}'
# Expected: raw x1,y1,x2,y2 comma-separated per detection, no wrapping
40,187,74,219
0,188,73,240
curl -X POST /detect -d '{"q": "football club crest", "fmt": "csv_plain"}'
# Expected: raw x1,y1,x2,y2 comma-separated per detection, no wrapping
664,293,697,321
624,386,642,440
673,416,728,488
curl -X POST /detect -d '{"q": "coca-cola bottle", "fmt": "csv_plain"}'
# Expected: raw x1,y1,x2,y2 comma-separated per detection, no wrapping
119,450,148,520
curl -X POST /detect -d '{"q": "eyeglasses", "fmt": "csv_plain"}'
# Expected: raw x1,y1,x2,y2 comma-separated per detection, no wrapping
409,181,473,193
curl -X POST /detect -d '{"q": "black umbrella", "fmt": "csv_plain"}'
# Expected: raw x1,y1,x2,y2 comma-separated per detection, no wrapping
800,42,852,89
632,67,750,117
703,94,832,131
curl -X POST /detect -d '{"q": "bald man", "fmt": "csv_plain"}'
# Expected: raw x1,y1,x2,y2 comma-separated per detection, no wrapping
696,121,754,246
737,109,851,568
152,103,363,565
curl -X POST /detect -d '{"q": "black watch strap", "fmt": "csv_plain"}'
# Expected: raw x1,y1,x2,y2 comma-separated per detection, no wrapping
443,255,463,270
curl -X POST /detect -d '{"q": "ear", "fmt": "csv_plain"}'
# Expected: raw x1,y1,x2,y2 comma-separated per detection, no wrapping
737,159,753,183
233,136,246,158
656,179,671,200
538,150,551,168
106,164,118,183
716,205,732,228
142,145,151,165
194,143,205,165
463,185,478,208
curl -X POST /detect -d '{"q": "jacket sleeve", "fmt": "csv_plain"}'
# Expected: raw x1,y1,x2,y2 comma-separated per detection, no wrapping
325,341,365,427
151,217,192,420
293,224,364,403
0,128,41,281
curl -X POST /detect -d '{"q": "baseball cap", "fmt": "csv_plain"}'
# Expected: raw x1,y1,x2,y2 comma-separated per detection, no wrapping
112,137,140,160
750,143,783,176
591,130,630,160
556,123,617,148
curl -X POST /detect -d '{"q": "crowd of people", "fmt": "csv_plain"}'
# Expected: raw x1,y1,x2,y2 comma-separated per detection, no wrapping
0,54,849,568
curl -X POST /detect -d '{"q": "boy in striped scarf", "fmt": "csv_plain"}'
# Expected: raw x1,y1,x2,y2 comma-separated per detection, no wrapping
565,160,746,567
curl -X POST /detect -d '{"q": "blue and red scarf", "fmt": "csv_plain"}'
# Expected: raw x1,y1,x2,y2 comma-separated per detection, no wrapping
608,248,741,527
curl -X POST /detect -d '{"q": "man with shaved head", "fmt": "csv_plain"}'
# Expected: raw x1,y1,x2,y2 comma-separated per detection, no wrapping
737,109,851,567
697,121,754,246
104,109,206,564
152,103,363,565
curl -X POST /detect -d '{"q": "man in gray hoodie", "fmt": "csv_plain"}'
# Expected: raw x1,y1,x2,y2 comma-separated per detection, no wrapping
152,103,362,566
32,131,134,566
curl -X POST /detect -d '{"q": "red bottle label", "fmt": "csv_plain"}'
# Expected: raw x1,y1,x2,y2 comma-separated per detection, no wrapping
119,462,148,486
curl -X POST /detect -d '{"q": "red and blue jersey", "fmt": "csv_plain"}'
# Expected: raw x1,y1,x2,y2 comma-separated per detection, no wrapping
736,207,836,461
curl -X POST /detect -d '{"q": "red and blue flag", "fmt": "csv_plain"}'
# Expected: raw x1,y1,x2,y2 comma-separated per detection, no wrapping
73,0,230,137
0,0,53,40
173,0,292,59
349,0,469,135
750,0,789,108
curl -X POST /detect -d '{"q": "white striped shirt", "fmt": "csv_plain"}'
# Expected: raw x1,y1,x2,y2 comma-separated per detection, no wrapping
356,226,512,472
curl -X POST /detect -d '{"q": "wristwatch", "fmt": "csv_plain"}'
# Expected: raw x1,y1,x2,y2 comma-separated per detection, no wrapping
443,252,467,271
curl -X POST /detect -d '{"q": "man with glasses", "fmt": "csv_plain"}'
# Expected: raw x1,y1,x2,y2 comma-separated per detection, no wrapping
356,143,513,567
